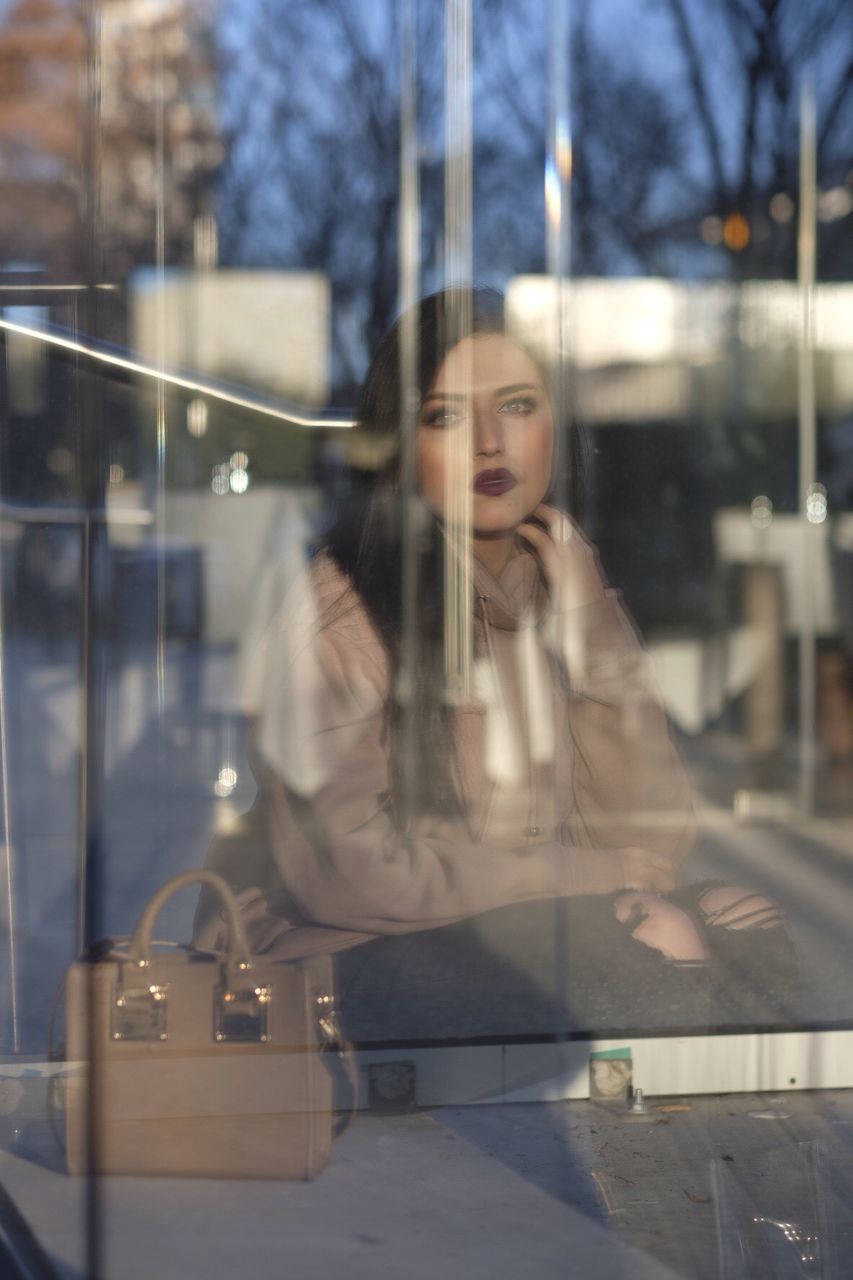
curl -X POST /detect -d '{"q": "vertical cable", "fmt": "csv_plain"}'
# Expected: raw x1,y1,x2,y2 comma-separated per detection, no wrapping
443,0,473,701
797,74,817,818
397,0,422,826
154,39,168,716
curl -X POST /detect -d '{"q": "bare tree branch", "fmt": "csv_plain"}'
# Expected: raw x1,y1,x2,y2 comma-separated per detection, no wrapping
818,55,853,152
662,0,730,201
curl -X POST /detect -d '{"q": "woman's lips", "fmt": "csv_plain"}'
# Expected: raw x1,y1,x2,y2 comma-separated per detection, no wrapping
473,468,517,496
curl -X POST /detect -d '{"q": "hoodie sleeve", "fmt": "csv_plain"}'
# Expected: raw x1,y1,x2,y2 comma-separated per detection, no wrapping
551,589,696,883
253,605,576,933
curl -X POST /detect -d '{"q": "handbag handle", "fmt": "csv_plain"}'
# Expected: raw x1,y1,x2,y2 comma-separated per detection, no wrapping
129,870,254,972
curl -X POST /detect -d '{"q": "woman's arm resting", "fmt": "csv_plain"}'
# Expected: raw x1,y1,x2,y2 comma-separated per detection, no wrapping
254,615,632,932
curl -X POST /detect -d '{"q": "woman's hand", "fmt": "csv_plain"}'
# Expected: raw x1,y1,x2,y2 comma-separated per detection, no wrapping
517,504,606,612
617,846,678,895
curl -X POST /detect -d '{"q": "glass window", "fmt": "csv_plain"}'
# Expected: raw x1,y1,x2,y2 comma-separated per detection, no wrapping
1,1,852,1274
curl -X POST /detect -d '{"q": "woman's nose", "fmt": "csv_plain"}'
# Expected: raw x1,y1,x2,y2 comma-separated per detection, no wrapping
473,407,505,457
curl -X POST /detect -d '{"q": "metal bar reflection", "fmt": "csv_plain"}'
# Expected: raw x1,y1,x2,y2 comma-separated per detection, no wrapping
797,75,818,818
79,1,106,1272
0,317,354,429
0,283,118,294
0,502,152,525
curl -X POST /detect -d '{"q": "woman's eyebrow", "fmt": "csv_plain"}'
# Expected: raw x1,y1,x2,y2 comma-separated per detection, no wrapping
422,381,541,403
492,382,541,396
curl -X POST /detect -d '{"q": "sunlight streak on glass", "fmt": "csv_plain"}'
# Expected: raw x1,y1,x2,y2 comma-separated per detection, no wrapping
443,0,474,701
544,119,572,238
797,73,818,817
0,561,18,1052
154,41,168,715
544,0,572,524
545,0,573,1044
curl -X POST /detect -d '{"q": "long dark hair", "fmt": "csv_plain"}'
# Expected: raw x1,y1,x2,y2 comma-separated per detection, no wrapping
325,287,585,821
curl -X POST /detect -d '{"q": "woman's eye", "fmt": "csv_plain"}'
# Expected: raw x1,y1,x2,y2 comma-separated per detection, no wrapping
498,396,536,415
423,405,463,428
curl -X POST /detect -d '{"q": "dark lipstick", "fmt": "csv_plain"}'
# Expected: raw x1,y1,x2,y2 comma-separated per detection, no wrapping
473,468,517,496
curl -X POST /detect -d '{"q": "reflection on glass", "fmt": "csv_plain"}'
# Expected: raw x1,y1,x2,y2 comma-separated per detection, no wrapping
713,1142,832,1278
0,0,852,1275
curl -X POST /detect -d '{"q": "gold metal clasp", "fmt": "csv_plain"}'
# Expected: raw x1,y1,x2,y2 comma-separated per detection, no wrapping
111,984,168,1041
214,984,271,1043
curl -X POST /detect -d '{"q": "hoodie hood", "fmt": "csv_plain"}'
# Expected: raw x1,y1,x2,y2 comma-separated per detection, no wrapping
472,548,548,631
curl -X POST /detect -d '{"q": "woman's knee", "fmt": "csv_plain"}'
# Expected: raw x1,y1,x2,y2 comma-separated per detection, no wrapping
613,892,709,964
697,885,784,931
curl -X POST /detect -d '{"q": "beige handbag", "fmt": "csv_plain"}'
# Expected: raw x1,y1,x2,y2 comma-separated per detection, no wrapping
64,870,344,1180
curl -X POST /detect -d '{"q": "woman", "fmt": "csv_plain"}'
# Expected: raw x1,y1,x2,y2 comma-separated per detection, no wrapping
196,287,796,1037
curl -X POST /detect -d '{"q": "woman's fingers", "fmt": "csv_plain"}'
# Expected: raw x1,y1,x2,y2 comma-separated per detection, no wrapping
618,846,677,894
518,505,606,607
516,517,549,549
536,504,570,541
531,504,585,546
517,516,561,581
523,504,594,556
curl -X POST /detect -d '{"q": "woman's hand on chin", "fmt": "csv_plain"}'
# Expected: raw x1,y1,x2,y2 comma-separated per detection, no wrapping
617,846,678,895
517,504,607,612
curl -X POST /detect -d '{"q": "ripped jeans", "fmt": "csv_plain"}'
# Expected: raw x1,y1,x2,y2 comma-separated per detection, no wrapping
335,882,799,1043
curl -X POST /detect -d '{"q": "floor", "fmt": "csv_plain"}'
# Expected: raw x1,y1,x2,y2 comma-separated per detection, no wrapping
2,1086,853,1277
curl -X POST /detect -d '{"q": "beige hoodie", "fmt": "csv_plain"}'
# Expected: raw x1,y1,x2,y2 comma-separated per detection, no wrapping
195,547,695,959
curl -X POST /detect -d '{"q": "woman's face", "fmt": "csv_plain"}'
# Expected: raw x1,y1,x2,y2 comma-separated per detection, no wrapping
415,334,554,545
